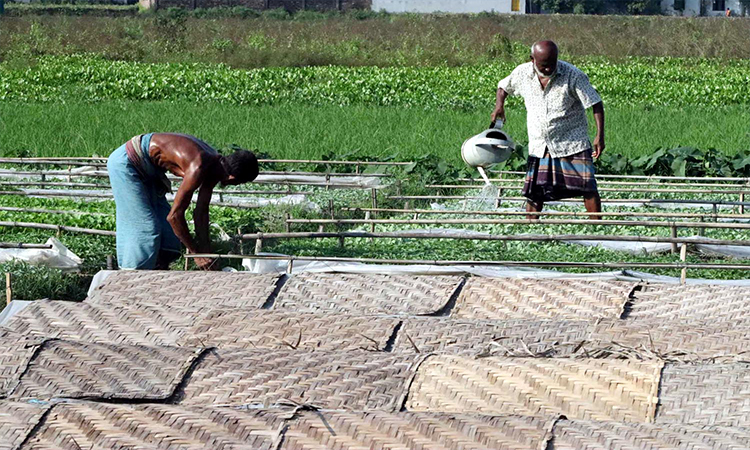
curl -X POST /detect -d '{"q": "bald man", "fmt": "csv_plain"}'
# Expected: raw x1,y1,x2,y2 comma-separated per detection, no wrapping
492,40,604,219
107,133,258,271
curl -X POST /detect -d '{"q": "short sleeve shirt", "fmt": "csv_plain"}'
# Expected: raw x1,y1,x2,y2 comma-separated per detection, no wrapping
498,61,602,158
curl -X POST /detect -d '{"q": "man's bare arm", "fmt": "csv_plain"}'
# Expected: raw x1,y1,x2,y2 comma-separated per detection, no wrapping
491,88,509,123
167,166,203,255
591,101,605,159
193,182,216,254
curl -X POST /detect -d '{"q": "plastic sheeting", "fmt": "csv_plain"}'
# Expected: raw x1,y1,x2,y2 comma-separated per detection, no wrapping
242,254,750,286
0,300,32,326
14,189,320,212
0,168,384,189
0,237,82,271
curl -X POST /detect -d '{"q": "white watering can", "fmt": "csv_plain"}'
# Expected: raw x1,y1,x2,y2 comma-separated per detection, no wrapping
461,121,516,168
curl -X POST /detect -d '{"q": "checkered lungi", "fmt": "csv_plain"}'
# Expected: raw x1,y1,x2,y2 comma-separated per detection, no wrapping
522,149,598,203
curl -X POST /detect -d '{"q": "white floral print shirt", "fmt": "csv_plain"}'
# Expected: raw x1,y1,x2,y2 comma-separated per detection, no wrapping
498,61,602,158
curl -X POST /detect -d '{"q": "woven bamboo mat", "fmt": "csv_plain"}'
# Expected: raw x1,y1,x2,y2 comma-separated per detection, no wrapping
180,349,424,410
24,403,288,450
590,320,750,361
10,340,201,401
627,285,750,325
273,273,463,315
2,300,191,347
452,279,636,321
0,400,51,450
182,309,399,351
0,329,43,398
552,419,750,450
655,363,750,427
283,411,555,450
393,318,593,357
406,356,663,423
87,271,280,310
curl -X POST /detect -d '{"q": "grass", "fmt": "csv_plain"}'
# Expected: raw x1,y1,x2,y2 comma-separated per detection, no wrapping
1,102,748,165
1,13,749,67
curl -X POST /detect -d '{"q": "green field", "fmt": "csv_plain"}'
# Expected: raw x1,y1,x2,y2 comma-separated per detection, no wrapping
1,102,748,166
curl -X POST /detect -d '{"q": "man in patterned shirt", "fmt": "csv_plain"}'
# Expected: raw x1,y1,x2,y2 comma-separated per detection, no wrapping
491,40,604,219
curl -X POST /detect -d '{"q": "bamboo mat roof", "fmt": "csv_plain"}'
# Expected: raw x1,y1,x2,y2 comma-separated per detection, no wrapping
2,271,750,449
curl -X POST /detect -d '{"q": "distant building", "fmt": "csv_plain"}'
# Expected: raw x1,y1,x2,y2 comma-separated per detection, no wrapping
371,0,527,14
661,0,745,16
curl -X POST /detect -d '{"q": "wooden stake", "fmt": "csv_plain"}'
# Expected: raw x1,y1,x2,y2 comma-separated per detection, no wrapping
254,238,263,255
5,273,11,304
741,193,745,214
286,258,294,274
670,225,678,254
680,243,688,285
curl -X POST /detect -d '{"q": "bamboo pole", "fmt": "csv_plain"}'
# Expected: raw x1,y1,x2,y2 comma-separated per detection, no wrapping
341,207,750,221
185,253,750,271
0,157,412,167
458,178,750,188
670,225,678,254
0,221,114,236
0,243,53,249
5,273,11,304
427,184,750,195
680,243,689,284
492,170,750,183
237,231,750,247
0,206,110,216
387,195,750,207
286,217,750,230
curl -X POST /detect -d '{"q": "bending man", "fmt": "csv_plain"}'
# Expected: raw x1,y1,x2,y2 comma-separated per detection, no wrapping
107,133,258,270
492,40,604,219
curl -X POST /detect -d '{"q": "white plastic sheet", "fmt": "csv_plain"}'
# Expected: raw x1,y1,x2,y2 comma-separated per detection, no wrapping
242,254,750,285
0,300,32,326
0,237,82,271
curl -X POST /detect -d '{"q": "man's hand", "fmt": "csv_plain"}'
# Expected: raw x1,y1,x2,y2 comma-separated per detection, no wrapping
195,257,218,271
490,106,506,124
592,135,605,159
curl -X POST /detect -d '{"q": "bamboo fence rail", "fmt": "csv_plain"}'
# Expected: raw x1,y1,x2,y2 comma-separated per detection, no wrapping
0,221,114,236
458,177,750,188
492,170,750,183
238,231,750,247
341,207,750,221
427,184,750,195
0,243,53,249
285,217,750,231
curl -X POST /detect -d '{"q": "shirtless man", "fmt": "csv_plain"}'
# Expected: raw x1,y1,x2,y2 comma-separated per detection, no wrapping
107,133,258,270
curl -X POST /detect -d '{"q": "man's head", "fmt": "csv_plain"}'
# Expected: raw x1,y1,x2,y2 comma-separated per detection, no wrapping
220,149,259,186
530,40,559,79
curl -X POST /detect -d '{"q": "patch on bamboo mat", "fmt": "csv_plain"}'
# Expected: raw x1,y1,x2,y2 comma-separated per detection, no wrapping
0,329,43,397
273,273,463,315
87,271,280,310
452,279,636,321
393,318,593,357
553,419,750,450
283,411,556,450
0,400,52,449
656,363,750,427
180,349,423,411
2,300,191,347
590,319,750,361
627,285,750,325
10,340,201,401
182,310,399,352
405,356,662,423
23,402,287,450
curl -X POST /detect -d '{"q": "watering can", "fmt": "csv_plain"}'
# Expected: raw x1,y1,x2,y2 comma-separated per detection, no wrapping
461,121,516,168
